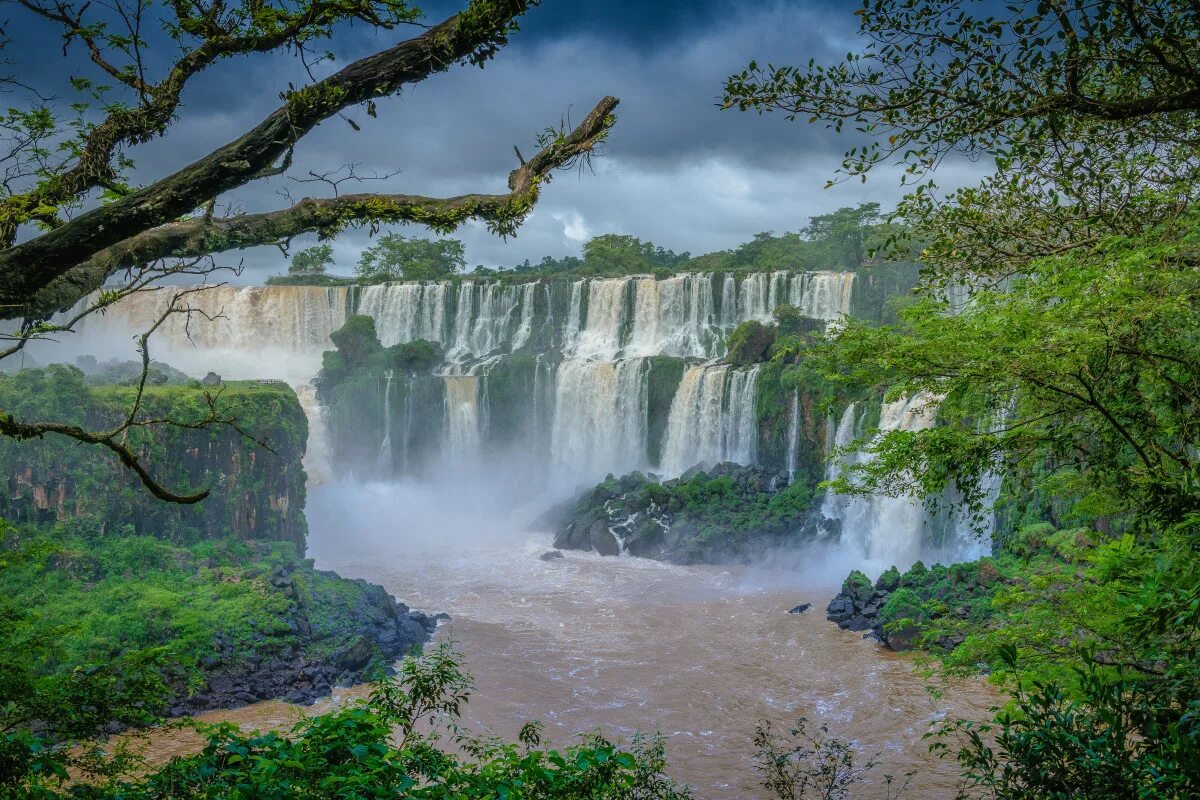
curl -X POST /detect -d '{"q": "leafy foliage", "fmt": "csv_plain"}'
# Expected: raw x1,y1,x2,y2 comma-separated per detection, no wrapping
289,243,336,276
9,641,692,800
0,519,415,790
357,233,466,282
817,219,1200,530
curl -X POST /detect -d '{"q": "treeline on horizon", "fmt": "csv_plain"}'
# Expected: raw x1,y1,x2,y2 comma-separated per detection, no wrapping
270,202,897,285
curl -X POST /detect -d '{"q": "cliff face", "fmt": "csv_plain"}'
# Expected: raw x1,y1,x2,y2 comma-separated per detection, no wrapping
0,366,308,547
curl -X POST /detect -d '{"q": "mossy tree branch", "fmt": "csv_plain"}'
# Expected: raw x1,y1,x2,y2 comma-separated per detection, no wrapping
0,0,606,316
22,95,619,315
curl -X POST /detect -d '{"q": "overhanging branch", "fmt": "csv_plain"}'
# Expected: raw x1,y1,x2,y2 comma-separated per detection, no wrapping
20,95,619,316
0,0,538,311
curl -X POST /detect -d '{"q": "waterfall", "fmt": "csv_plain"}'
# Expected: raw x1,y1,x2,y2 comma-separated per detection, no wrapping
443,376,481,460
378,371,395,474
511,282,538,351
401,375,414,476
570,277,632,360
56,271,855,488
659,364,760,476
356,282,448,347
550,358,648,481
628,274,719,358
819,402,861,525
823,395,938,571
793,271,855,321
295,384,333,487
785,389,800,482
720,273,737,326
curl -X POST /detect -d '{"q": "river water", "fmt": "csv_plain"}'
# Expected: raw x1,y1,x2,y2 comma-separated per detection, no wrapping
143,479,996,799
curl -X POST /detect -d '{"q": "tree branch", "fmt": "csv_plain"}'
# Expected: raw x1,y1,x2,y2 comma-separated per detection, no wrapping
0,0,540,309
17,95,619,316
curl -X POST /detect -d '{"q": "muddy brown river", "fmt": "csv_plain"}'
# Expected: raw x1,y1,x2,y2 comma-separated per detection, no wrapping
146,480,997,799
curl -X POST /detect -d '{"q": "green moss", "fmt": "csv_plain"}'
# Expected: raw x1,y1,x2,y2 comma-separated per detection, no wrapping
0,520,296,673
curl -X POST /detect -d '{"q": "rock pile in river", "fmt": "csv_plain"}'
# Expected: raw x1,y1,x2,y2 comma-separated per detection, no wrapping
553,462,819,564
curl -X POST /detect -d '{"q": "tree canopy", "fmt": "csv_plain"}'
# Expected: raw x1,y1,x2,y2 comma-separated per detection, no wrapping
729,0,1200,792
357,234,466,281
289,244,335,276
724,0,1200,283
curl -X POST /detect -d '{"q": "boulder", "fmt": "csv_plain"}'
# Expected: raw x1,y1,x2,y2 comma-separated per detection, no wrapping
885,625,922,652
788,603,812,615
332,635,376,671
539,550,565,561
588,520,620,556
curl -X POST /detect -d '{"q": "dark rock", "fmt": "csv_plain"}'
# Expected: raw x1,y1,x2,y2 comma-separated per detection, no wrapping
333,636,377,672
539,550,564,561
844,614,874,632
885,625,922,652
588,520,621,556
788,603,812,615
825,596,855,623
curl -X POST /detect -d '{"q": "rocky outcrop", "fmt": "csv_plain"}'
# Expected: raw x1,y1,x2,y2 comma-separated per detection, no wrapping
169,560,443,716
553,462,819,564
827,559,1008,652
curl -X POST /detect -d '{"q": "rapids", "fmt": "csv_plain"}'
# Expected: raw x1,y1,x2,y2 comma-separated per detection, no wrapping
142,479,996,799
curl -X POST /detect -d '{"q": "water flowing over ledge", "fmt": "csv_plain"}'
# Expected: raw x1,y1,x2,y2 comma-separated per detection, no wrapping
50,268,991,568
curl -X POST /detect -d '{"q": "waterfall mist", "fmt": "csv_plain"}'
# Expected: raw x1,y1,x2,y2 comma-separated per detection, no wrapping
14,271,994,575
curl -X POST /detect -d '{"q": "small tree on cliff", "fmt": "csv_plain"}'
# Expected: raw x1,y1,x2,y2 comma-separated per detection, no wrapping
356,234,466,282
0,0,618,503
289,244,335,276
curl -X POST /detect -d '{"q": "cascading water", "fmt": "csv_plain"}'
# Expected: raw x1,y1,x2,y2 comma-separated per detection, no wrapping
442,376,482,462
569,277,632,360
659,364,760,476
822,395,939,570
55,271,857,487
295,384,333,486
356,283,448,347
785,389,800,483
378,371,394,473
550,359,649,481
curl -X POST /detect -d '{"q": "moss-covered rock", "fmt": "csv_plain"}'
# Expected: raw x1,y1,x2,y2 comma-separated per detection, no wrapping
0,520,437,716
552,462,821,564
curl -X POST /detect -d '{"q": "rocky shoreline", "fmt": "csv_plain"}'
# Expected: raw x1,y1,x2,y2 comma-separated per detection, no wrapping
168,561,445,716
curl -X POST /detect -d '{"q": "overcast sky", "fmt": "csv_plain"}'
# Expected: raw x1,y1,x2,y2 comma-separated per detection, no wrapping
11,0,987,279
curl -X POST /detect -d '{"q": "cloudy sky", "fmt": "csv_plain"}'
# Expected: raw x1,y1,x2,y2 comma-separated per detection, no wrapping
11,0,986,278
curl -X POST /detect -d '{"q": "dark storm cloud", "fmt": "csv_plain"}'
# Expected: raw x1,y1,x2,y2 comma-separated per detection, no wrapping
4,0,990,274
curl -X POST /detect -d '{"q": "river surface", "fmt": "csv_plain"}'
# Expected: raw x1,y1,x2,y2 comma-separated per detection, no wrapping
148,480,997,799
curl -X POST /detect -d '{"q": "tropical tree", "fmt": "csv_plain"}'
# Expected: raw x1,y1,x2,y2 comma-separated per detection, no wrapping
802,203,881,268
723,0,1200,284
726,0,1200,793
356,234,466,281
581,234,689,275
289,243,335,276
